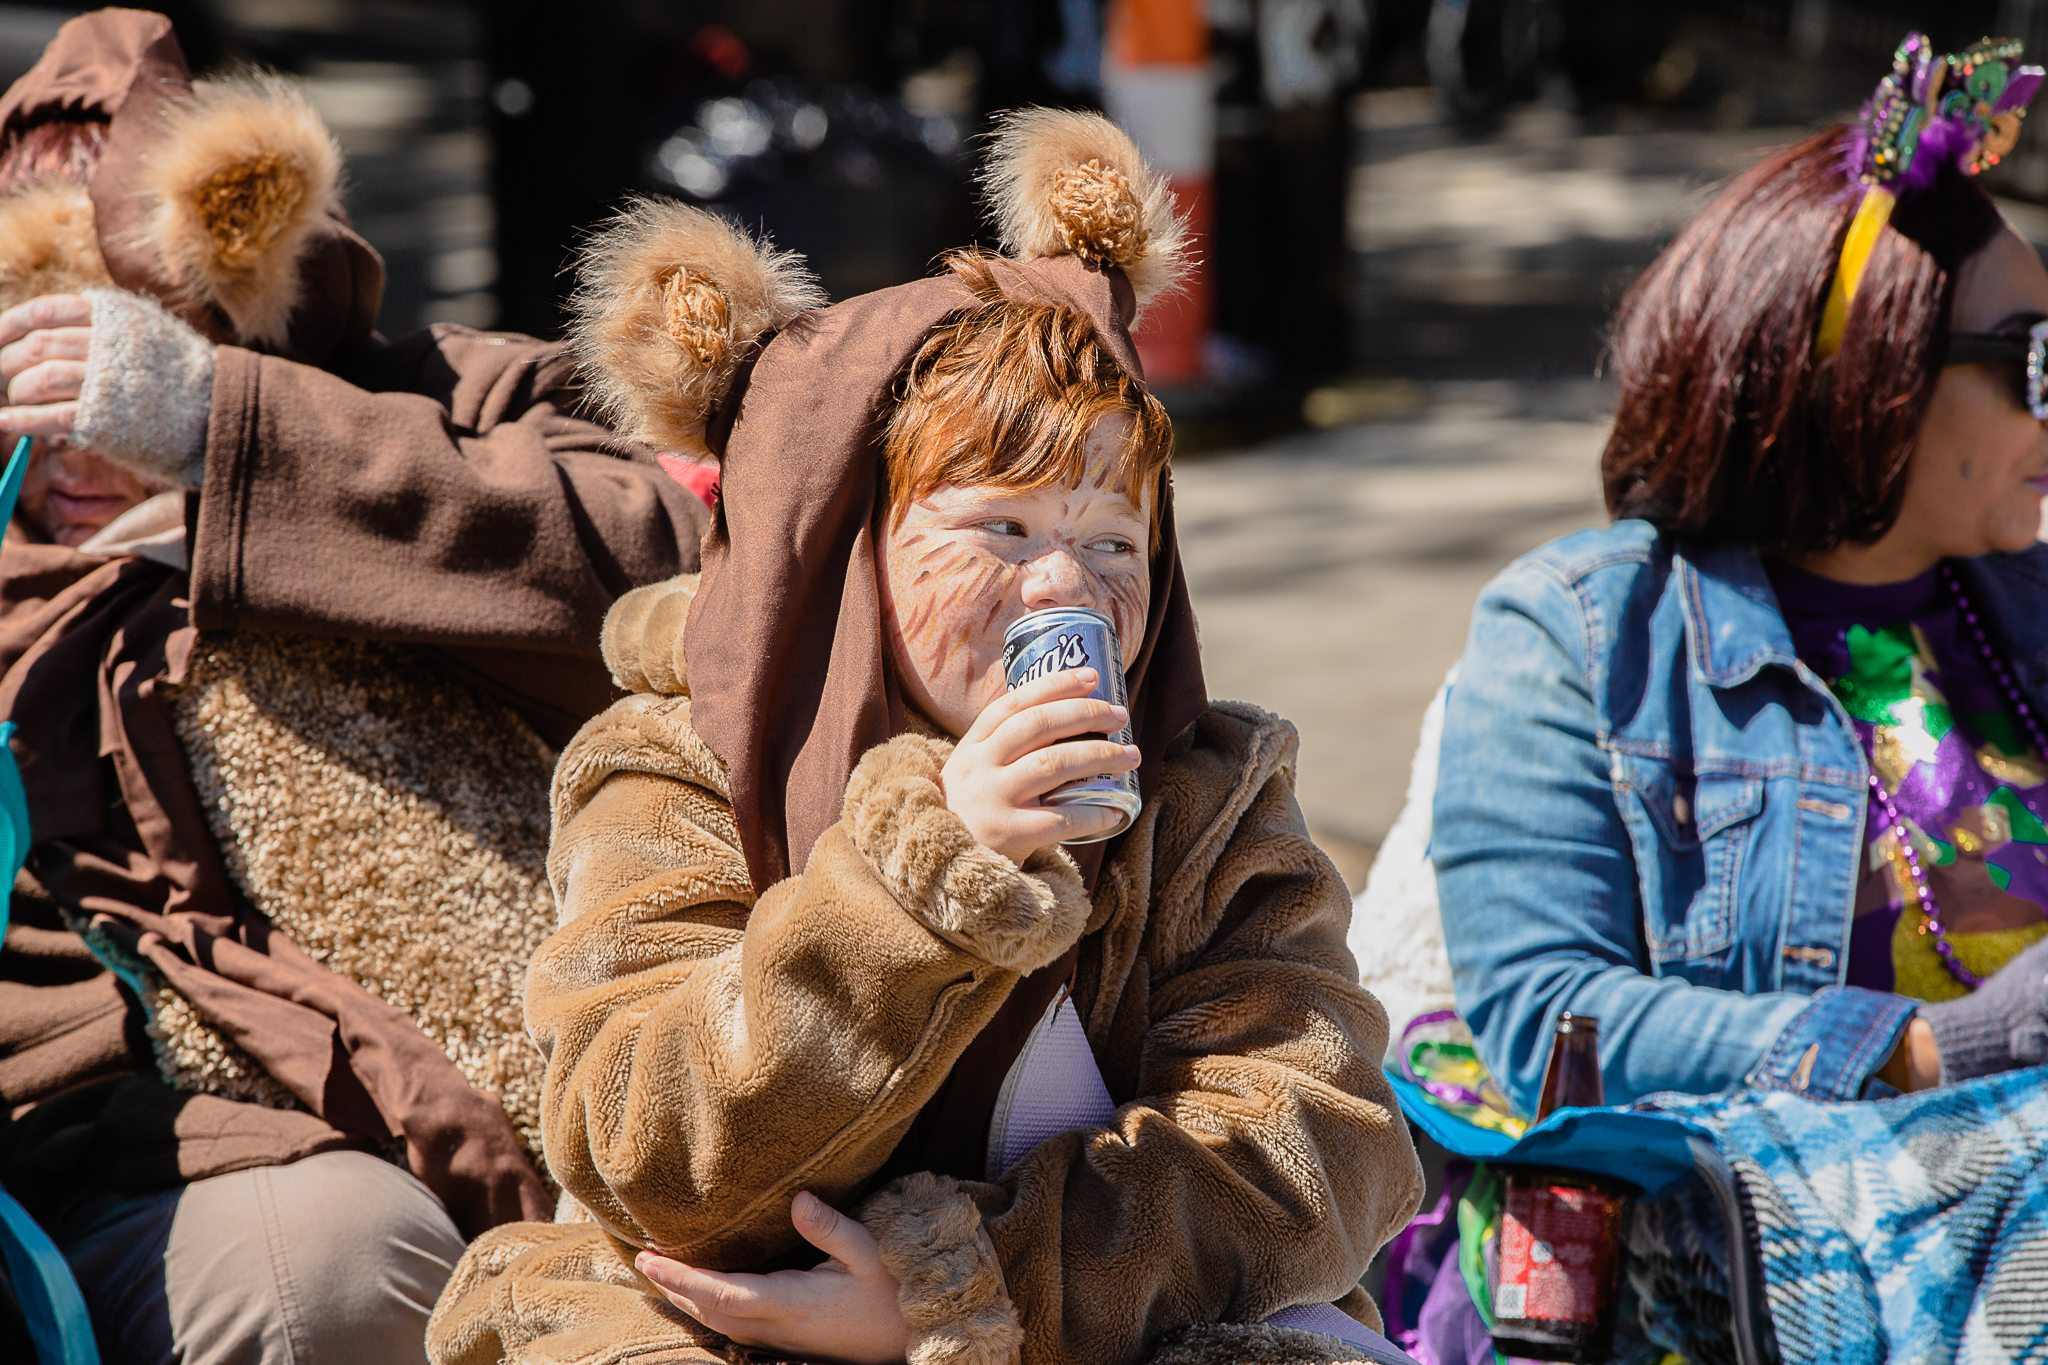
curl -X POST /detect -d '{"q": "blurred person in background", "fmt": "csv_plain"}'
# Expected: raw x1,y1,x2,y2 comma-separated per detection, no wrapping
0,11,709,1364
428,111,1421,1365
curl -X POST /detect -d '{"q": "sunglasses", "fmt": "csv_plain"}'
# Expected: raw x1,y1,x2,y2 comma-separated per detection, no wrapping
1947,319,2048,418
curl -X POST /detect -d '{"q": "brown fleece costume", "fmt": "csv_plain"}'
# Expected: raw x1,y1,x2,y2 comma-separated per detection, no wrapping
0,10,708,1238
427,112,1422,1365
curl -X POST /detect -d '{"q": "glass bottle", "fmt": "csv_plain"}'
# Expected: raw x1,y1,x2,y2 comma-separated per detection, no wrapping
1489,1013,1637,1363
1534,1010,1604,1121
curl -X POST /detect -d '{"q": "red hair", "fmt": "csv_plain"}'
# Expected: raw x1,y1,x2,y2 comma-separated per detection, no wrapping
0,116,108,196
882,251,1173,554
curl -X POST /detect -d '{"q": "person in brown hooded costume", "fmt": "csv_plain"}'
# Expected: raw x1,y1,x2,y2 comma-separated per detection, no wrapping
426,111,1423,1365
0,10,710,1363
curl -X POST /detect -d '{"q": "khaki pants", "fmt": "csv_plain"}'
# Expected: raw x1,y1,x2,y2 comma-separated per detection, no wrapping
54,1149,466,1365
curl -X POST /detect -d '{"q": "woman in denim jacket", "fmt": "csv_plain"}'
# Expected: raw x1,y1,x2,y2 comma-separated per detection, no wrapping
1435,70,2048,1112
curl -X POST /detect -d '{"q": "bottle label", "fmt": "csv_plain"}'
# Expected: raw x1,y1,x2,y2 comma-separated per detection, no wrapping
1494,1182,1621,1324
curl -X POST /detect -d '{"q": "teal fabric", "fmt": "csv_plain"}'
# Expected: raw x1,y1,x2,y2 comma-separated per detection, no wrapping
0,433,101,1365
1387,1073,1707,1201
1649,1073,2048,1364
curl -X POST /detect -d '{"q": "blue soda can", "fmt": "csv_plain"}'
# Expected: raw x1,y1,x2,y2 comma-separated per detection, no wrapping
1001,605,1142,842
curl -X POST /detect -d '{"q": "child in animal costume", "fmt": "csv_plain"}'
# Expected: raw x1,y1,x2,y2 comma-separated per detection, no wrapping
427,112,1423,1365
0,10,709,1362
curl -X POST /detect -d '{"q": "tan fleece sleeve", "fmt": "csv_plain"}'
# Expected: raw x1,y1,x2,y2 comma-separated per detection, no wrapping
427,1220,725,1365
530,698,1090,1270
878,707,1424,1365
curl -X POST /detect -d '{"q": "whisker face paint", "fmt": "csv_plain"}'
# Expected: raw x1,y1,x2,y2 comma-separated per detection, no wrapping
1001,606,1142,842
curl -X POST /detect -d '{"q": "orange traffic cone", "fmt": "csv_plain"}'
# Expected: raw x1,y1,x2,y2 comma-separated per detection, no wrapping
1102,0,1212,386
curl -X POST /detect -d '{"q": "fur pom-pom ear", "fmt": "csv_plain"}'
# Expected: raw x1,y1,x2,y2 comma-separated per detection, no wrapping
978,107,1189,312
568,197,824,454
139,73,343,347
0,182,113,313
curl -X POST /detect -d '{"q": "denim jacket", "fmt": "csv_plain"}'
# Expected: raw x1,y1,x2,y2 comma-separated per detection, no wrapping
1432,520,2048,1110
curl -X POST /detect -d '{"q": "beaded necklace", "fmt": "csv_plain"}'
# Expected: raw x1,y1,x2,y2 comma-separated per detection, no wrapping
1861,563,2048,990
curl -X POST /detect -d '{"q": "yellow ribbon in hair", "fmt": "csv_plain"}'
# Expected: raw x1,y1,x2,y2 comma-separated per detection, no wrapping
1814,187,1897,360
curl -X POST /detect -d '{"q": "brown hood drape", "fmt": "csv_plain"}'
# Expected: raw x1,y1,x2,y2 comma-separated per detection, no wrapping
687,252,1207,895
0,7,382,363
0,14,712,1240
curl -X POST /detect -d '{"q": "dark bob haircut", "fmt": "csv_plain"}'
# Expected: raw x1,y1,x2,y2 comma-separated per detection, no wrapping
1602,126,2007,556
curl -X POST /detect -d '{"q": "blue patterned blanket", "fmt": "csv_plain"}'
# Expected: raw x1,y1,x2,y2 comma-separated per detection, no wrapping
1642,1069,2048,1365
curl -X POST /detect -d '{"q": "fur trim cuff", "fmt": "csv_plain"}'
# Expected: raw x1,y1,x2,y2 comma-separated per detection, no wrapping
569,197,824,454
979,108,1189,314
842,734,1088,974
75,287,214,487
601,573,698,696
858,1172,1022,1365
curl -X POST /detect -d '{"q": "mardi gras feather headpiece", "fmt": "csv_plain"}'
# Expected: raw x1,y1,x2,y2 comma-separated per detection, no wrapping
1815,33,2044,359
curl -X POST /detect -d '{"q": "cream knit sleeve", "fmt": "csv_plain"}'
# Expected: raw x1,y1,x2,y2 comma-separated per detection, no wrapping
73,287,215,487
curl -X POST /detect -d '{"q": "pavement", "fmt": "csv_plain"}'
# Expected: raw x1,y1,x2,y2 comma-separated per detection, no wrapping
1174,97,1825,887
1349,94,1818,382
1174,381,1612,887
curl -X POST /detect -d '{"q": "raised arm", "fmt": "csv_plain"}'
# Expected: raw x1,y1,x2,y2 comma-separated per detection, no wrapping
0,289,711,739
188,331,706,655
184,332,709,739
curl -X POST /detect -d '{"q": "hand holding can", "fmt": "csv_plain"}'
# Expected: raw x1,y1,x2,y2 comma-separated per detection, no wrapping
998,607,1144,843
941,666,1140,864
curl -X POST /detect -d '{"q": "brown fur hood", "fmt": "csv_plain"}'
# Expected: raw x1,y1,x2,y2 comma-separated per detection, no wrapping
426,576,1423,1365
0,9,379,362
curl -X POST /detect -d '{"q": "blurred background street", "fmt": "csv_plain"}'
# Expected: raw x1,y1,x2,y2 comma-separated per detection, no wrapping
13,0,2048,882
1176,377,1615,882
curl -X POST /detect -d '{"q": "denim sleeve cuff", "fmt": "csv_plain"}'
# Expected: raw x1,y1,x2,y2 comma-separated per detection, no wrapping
1745,986,1916,1101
